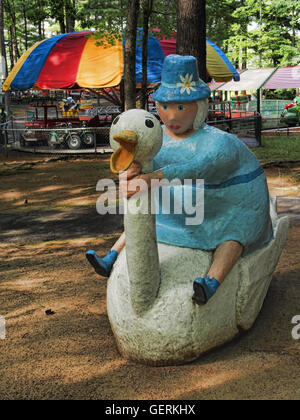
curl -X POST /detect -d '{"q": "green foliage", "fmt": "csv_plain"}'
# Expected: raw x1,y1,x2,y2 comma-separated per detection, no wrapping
206,0,241,49
77,0,125,43
87,0,177,46
2,0,299,76
2,0,178,57
223,0,300,68
148,0,177,39
263,88,296,100
207,0,300,69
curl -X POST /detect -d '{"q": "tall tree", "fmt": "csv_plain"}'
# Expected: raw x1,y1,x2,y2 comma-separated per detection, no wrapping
4,0,20,66
226,0,300,68
124,0,139,110
149,0,177,39
206,0,238,50
140,0,153,109
176,0,206,81
0,0,9,122
50,0,66,33
65,0,76,33
0,0,7,78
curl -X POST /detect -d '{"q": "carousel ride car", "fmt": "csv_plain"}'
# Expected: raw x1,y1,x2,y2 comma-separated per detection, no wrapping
20,103,112,150
280,102,300,127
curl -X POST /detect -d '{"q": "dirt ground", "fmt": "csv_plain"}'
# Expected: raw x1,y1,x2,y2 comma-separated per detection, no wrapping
0,153,299,400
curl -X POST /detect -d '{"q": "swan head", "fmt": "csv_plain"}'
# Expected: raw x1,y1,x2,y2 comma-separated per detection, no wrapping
109,109,162,174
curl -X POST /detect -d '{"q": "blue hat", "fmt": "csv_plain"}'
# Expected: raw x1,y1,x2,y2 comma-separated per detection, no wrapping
152,55,210,103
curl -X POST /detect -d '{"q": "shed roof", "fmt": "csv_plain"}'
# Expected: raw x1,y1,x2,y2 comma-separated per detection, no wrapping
219,68,275,91
263,65,300,89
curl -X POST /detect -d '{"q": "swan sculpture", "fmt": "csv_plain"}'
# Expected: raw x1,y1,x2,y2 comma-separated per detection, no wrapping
106,108,289,366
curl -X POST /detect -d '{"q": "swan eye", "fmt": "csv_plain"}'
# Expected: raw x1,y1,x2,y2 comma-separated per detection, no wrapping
112,116,120,125
145,119,154,128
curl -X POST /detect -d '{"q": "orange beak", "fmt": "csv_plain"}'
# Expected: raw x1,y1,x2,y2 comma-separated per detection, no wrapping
110,130,138,174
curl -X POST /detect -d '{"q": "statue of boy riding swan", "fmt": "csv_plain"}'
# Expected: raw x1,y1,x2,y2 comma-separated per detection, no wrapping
86,55,289,365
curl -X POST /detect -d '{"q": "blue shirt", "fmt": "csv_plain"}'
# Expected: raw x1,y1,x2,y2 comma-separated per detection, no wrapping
153,124,273,255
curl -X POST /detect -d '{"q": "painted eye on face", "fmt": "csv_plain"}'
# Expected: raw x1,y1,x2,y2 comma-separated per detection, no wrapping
162,104,168,111
112,116,120,125
177,104,185,111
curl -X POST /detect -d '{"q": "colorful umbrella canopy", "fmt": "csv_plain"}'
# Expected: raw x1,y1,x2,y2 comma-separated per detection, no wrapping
4,31,122,90
153,29,240,82
3,29,239,91
3,30,165,91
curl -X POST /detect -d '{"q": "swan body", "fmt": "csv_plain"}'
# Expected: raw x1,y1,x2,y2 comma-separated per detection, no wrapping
107,109,289,366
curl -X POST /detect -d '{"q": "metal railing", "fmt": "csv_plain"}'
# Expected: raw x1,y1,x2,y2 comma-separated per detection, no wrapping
207,113,262,146
1,110,265,156
1,124,112,155
231,99,292,118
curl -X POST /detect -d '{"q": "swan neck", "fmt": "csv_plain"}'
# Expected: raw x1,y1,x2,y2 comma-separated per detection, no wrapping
124,172,160,316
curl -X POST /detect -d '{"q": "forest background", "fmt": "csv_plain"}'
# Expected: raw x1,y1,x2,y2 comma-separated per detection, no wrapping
0,0,299,98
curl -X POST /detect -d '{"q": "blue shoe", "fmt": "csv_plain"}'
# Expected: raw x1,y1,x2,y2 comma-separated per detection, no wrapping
192,275,220,305
86,249,118,277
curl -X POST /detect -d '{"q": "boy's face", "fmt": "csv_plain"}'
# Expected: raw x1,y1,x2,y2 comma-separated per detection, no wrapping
157,101,198,135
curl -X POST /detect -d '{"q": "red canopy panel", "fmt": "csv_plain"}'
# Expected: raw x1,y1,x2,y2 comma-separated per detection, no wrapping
37,32,89,89
263,65,300,89
156,33,176,56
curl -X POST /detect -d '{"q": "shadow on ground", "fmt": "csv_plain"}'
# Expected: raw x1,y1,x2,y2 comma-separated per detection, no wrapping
0,208,123,244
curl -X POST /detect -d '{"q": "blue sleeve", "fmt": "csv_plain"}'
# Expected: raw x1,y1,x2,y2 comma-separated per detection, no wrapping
161,135,240,184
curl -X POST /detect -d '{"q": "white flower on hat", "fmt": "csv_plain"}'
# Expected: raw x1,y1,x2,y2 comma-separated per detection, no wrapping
176,73,197,95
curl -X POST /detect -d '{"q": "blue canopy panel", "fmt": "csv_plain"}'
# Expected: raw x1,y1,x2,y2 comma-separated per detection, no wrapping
11,33,72,90
123,29,165,85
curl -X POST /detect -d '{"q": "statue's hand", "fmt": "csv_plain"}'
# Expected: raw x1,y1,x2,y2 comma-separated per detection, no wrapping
119,161,145,199
119,161,142,181
119,167,164,199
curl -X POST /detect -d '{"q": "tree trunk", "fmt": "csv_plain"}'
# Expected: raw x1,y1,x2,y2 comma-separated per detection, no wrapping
240,0,247,69
11,22,20,63
291,7,295,48
9,26,14,70
38,23,42,40
0,0,8,77
0,0,9,121
124,0,140,110
140,0,153,110
242,45,247,69
36,0,43,40
65,0,76,33
59,18,66,34
176,0,207,81
53,0,66,33
5,0,20,64
22,1,28,50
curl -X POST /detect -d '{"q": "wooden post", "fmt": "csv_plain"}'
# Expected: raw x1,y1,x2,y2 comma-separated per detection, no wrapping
256,89,261,114
255,113,262,146
3,111,8,157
